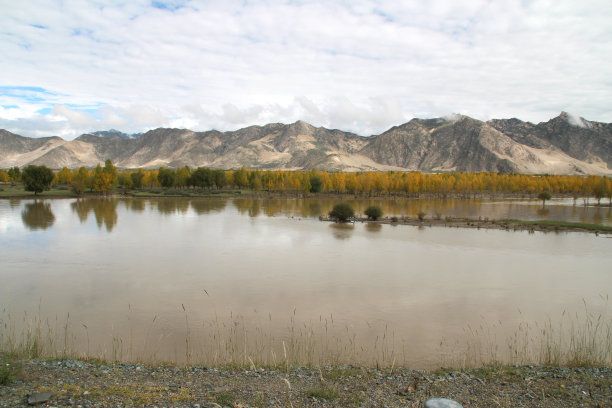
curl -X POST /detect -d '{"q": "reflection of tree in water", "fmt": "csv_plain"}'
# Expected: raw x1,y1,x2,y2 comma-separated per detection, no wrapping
123,199,146,212
21,201,55,230
233,199,261,217
365,222,382,232
592,210,603,226
152,199,189,215
536,208,550,217
71,198,118,232
329,223,354,240
263,199,284,217
191,199,227,215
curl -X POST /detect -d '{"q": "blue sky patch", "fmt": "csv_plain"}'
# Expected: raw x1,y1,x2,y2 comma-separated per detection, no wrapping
151,1,187,12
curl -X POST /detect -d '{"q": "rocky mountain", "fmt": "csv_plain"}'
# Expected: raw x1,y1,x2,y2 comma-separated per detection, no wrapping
1,113,611,175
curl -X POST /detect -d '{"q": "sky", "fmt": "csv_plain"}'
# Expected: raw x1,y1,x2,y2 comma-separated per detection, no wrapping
1,0,611,140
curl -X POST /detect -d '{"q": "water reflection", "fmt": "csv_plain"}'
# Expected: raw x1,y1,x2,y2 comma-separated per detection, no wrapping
21,201,55,230
364,222,382,233
53,196,612,229
71,198,118,231
233,198,261,217
190,199,227,214
151,198,190,215
329,223,354,240
3,196,612,368
123,199,146,212
536,208,550,217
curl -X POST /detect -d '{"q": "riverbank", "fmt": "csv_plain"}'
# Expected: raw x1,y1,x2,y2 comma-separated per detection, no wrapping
1,357,610,408
322,216,612,235
4,182,611,203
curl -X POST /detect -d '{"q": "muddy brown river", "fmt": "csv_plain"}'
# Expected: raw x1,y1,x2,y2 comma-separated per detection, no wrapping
1,197,610,368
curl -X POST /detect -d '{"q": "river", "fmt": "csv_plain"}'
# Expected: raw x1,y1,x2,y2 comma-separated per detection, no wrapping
0,197,610,368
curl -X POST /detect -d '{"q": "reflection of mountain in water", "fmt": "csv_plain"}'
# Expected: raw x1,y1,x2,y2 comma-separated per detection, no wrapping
21,201,55,230
71,199,118,232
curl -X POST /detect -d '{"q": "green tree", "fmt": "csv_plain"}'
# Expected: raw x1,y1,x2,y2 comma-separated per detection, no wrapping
189,167,214,188
364,205,383,220
157,167,176,188
538,191,552,208
175,166,191,188
130,169,145,189
117,172,133,190
7,166,21,182
234,166,248,189
213,169,227,189
310,174,323,193
21,165,54,195
329,202,354,222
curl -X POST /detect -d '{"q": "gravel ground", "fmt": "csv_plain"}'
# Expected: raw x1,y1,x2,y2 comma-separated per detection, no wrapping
1,359,610,407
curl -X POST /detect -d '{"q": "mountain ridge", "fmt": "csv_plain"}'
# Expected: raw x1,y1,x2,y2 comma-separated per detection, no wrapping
1,113,611,175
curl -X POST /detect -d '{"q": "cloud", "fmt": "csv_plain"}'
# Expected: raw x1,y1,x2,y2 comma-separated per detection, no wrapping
1,0,611,139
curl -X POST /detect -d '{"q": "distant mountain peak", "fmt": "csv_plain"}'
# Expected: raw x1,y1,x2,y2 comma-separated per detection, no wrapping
1,114,610,175
89,129,141,139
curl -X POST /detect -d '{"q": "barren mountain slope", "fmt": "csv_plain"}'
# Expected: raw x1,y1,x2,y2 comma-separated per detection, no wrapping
1,114,610,174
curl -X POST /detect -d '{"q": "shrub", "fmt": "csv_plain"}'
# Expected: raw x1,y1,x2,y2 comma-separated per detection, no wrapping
329,203,354,222
417,211,427,221
364,205,383,220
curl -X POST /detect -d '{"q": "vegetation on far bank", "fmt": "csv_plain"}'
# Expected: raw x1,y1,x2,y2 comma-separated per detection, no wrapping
500,219,612,232
1,161,611,204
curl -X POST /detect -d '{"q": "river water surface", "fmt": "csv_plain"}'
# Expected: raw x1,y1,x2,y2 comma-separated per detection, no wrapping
0,197,610,368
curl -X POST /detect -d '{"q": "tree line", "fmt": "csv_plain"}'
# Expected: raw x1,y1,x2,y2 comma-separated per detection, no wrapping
1,161,611,203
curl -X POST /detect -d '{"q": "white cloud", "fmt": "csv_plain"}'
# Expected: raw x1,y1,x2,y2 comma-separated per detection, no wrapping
1,0,611,139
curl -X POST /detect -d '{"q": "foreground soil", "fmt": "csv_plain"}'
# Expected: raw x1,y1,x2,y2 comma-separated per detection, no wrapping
1,359,610,407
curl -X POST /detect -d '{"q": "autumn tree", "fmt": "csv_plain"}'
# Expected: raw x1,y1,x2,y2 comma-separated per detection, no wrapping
592,177,607,206
55,167,72,184
92,160,118,194
22,165,54,195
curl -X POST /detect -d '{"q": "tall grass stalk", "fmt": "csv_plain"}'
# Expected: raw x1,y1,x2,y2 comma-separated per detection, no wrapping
1,300,610,368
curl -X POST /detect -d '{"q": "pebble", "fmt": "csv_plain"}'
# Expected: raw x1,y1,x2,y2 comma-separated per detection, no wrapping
424,398,463,408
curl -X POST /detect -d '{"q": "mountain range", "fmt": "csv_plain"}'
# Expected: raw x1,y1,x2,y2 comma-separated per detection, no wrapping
1,112,611,175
